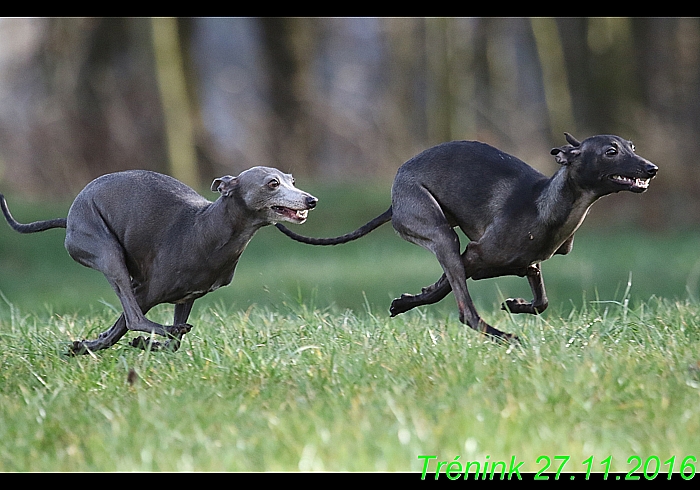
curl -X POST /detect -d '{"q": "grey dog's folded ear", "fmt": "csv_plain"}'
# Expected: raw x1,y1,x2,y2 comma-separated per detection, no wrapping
550,132,582,165
211,175,238,197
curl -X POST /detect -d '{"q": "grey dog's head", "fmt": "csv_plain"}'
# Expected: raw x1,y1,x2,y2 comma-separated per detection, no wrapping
211,166,317,224
551,133,658,196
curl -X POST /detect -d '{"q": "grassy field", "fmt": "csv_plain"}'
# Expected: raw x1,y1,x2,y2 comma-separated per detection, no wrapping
1,183,699,473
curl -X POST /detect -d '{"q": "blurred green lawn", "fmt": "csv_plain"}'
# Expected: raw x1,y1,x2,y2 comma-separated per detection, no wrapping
1,181,698,320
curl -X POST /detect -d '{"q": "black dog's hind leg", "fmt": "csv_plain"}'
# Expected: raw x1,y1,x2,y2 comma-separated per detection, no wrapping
392,261,549,317
390,274,450,316
501,263,549,314
130,300,194,352
391,184,513,341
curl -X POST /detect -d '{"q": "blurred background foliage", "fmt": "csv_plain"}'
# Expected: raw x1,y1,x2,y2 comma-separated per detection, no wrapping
2,17,700,318
0,17,697,229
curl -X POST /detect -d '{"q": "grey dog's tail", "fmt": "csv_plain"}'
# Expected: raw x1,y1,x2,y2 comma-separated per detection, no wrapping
275,207,393,245
0,194,67,233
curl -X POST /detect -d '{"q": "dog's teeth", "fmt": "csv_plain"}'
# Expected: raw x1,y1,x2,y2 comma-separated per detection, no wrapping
613,175,632,183
612,175,649,188
272,207,309,220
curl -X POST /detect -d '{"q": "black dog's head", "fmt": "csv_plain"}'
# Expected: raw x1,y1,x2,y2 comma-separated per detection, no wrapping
551,133,658,195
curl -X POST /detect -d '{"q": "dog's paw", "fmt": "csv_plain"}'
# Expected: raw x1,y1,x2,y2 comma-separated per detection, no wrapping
389,294,417,317
502,298,535,314
130,336,177,351
65,340,87,356
129,336,159,350
486,330,520,346
167,323,193,337
502,298,547,315
130,325,191,352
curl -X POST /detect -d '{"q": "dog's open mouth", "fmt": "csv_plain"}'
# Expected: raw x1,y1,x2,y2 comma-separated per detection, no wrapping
272,206,309,223
610,174,650,192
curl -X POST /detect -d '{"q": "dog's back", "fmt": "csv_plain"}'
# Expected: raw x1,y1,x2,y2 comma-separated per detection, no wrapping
65,170,213,284
67,171,209,241
393,141,548,240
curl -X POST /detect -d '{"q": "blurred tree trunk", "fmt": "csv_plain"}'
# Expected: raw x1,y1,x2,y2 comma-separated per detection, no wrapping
151,17,199,189
630,17,700,147
425,17,455,144
0,18,168,196
383,18,428,161
177,17,218,186
467,18,551,156
530,17,576,143
555,17,636,136
555,18,595,134
629,17,700,227
257,17,318,176
471,17,495,141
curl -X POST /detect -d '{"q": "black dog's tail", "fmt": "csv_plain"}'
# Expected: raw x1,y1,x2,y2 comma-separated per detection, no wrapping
0,194,67,233
275,207,393,245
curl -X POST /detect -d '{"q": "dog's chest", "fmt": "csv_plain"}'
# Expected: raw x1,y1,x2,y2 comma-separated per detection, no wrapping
529,191,594,260
527,209,590,262
176,283,225,303
174,272,235,303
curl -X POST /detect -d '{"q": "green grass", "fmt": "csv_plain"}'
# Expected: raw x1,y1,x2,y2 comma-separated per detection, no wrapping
1,184,699,472
1,298,699,472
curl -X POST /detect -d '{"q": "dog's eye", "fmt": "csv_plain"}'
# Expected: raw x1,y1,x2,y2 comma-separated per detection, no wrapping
268,179,280,189
630,143,636,152
605,147,618,156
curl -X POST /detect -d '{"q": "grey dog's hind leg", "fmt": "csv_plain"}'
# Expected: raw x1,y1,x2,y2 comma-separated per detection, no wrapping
67,216,190,341
67,314,129,356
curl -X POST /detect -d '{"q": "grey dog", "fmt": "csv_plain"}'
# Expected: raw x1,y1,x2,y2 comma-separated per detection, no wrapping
1,167,317,354
276,134,658,341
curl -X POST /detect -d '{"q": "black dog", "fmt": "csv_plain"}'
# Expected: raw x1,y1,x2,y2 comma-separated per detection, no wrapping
276,134,658,340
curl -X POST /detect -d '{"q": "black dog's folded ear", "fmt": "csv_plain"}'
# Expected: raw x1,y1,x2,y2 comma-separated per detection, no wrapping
551,132,582,165
211,175,238,197
564,132,581,147
550,145,581,165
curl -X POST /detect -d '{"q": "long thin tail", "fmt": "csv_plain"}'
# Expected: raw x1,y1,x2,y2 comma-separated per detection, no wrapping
0,193,67,233
275,207,392,245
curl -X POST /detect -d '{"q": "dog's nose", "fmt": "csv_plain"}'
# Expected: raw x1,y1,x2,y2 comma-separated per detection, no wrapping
645,163,658,178
306,196,318,209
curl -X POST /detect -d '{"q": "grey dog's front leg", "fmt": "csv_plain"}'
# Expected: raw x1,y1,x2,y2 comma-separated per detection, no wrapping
501,264,549,314
129,300,194,352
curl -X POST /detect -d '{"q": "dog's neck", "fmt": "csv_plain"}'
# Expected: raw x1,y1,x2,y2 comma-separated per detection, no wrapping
194,197,266,257
536,166,597,234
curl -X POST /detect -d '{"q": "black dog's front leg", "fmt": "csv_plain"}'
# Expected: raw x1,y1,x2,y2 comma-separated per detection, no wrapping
501,264,549,314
